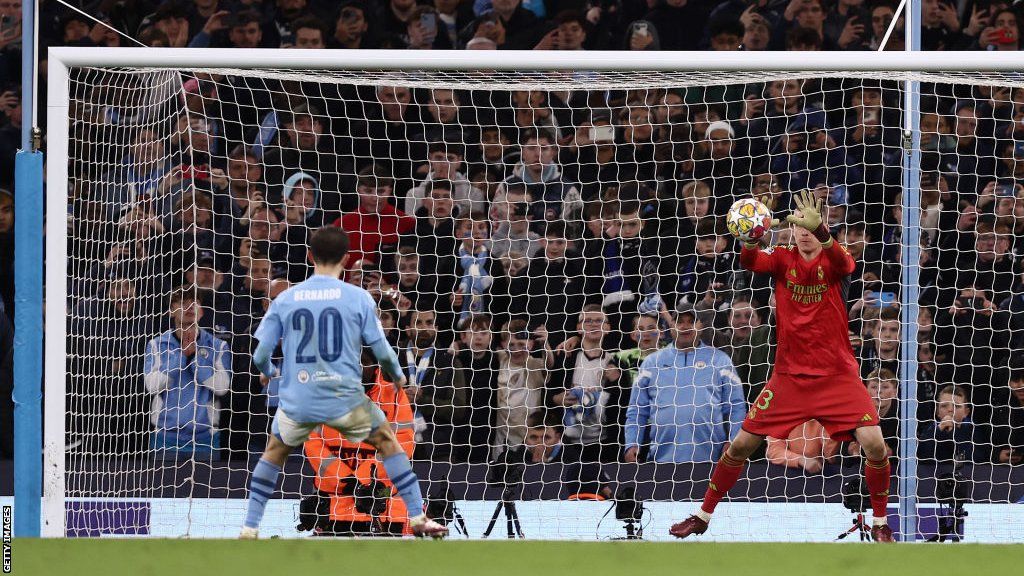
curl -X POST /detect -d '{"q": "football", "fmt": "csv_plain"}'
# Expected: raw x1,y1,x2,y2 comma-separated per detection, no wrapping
726,198,774,243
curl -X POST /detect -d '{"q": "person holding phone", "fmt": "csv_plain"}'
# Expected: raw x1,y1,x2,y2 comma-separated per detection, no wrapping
406,6,451,49
921,0,972,50
330,3,374,49
823,0,870,50
978,9,1021,50
625,19,660,51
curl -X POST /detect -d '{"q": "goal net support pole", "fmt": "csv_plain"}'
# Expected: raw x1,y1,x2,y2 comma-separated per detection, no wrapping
897,0,923,543
12,0,42,538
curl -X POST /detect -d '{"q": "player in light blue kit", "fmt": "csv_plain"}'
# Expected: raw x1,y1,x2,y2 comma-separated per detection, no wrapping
240,227,448,539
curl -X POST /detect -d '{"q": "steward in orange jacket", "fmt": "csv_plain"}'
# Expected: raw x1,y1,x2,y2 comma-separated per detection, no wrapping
301,369,416,536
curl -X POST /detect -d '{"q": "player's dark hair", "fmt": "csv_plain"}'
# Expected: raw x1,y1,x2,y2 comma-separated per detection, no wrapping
309,226,350,266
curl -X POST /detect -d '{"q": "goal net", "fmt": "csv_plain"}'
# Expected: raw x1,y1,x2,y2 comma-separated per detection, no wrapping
50,51,1024,541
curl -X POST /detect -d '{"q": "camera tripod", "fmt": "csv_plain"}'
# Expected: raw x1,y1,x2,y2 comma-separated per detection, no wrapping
482,484,524,539
926,503,967,543
614,519,643,540
426,487,470,537
836,512,873,542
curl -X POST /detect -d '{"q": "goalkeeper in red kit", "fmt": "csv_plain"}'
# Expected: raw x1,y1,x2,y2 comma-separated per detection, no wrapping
670,191,895,543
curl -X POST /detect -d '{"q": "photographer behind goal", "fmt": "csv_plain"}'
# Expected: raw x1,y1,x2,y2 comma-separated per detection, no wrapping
298,351,417,536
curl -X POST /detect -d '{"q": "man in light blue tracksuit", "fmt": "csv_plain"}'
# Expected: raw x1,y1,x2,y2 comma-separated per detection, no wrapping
624,302,746,464
144,287,231,455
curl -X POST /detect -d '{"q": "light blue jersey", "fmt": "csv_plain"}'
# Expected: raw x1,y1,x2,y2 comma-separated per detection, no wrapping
253,275,398,423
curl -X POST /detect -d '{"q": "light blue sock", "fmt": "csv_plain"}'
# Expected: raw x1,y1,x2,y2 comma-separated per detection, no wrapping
244,458,282,529
382,453,424,517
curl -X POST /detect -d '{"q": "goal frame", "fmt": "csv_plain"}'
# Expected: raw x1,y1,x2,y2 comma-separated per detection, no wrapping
42,46,1024,539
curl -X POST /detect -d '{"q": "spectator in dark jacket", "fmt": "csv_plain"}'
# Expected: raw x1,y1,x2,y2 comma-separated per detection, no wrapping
487,0,541,49
644,0,713,50
401,308,469,462
401,180,460,313
983,367,1024,465
918,385,981,467
515,221,583,345
261,104,355,217
454,314,499,463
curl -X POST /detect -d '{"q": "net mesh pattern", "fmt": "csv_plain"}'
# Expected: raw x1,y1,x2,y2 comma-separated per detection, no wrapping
60,66,1024,540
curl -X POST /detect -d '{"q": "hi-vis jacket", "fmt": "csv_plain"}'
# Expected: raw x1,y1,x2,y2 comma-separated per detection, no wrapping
303,370,415,525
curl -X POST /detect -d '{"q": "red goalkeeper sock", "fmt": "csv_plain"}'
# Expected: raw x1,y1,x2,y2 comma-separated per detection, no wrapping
864,457,892,520
700,454,746,515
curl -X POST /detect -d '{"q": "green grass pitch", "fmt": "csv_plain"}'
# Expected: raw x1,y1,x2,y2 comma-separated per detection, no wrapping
10,540,1023,576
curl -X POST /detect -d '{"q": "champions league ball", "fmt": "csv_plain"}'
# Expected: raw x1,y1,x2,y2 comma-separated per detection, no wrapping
726,198,773,243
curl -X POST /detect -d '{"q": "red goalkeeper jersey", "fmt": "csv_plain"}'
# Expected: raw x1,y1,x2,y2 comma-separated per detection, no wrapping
739,242,860,377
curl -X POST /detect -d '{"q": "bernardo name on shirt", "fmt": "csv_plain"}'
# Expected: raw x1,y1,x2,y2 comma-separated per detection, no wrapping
294,288,343,302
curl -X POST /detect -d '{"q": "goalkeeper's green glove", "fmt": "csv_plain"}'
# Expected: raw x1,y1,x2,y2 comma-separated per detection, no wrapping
785,189,832,244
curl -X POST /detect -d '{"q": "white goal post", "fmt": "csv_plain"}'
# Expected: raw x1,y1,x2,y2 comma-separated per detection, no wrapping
42,48,1024,540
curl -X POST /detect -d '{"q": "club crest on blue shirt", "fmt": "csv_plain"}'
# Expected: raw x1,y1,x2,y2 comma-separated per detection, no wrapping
695,361,707,369
297,369,310,384
199,349,209,358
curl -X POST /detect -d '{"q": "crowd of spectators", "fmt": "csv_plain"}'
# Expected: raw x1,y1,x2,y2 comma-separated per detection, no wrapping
1,1,1024,493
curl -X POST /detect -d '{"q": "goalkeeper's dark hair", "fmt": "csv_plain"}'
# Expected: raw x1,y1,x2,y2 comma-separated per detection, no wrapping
309,226,350,266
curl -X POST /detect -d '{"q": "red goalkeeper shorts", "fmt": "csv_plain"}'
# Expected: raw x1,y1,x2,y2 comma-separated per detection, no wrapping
742,371,879,442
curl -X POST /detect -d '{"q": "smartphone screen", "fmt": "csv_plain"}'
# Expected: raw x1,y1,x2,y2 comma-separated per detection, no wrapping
590,125,615,143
